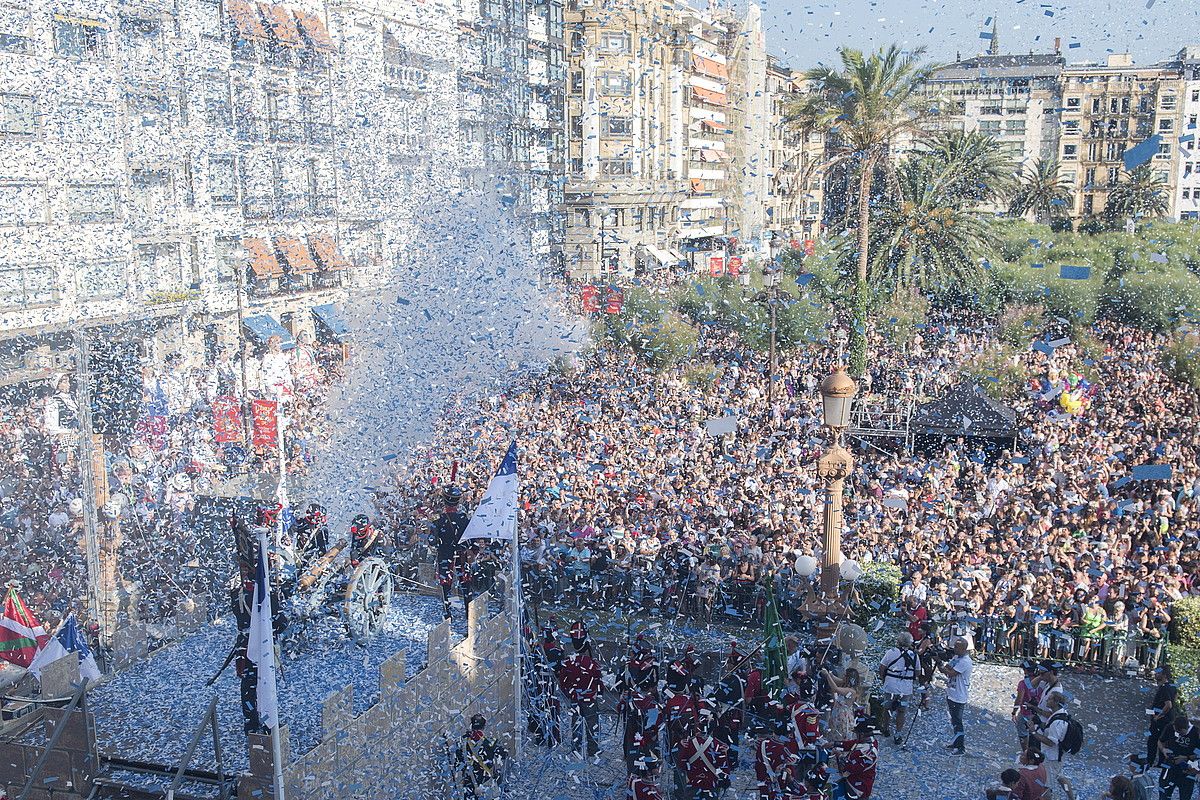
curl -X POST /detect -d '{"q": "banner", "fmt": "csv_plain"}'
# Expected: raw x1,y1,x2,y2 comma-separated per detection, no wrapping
581,284,600,313
709,256,725,276
605,289,624,314
251,399,279,447
803,239,816,256
727,256,742,277
212,395,243,443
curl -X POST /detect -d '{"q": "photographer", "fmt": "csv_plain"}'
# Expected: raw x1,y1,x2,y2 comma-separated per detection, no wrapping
940,637,973,755
877,631,921,745
1158,715,1200,800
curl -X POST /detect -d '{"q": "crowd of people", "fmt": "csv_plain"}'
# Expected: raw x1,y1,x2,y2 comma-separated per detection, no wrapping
0,331,345,642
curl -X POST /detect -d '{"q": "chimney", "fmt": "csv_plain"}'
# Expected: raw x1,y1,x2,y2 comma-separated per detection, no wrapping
1054,36,1061,53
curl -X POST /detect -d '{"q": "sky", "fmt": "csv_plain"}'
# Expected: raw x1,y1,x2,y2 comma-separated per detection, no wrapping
762,0,1200,70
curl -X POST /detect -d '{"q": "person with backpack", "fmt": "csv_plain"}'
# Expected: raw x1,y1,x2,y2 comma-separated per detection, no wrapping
1157,715,1200,800
1032,693,1080,800
877,631,921,744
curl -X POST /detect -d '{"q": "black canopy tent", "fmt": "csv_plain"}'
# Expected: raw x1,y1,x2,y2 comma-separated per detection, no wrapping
913,381,1018,442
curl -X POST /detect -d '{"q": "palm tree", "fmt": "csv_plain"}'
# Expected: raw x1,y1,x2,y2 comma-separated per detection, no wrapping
1008,158,1074,224
914,129,1016,207
866,157,999,293
787,46,940,372
1105,164,1169,221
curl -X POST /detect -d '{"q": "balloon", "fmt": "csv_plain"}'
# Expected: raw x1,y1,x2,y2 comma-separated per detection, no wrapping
794,555,817,577
841,559,863,581
838,623,868,654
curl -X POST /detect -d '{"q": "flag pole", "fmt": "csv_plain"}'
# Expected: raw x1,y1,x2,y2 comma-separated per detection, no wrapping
511,515,522,761
270,721,285,800
275,407,287,557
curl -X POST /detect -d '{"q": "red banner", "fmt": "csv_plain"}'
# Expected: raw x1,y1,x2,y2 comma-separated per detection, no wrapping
212,396,243,443
251,399,279,447
605,289,624,314
727,256,743,277
581,284,600,313
790,238,801,250
709,256,726,277
803,239,816,256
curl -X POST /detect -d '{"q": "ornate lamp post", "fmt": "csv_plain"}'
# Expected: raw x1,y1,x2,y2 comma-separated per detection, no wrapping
760,264,781,405
817,366,857,596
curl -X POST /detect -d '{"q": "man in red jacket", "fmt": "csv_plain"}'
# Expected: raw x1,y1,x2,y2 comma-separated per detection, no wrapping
676,721,730,800
557,621,604,756
756,703,801,800
626,753,665,800
836,720,879,800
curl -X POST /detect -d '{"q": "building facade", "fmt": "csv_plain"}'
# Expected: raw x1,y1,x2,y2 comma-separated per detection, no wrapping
1172,46,1200,220
764,59,824,244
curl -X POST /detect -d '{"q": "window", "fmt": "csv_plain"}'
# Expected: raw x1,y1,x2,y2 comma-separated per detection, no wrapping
600,71,630,96
605,116,632,136
67,184,118,223
0,181,45,225
128,91,172,129
241,152,272,217
1107,141,1123,161
1084,167,1096,187
53,100,113,142
76,260,125,299
136,242,186,293
1005,119,1026,136
569,156,583,174
120,15,161,62
1083,194,1094,214
1121,97,1130,114
306,157,335,215
0,5,32,53
1107,166,1121,186
1109,98,1119,114
198,0,222,39
569,30,583,53
214,236,240,283
1063,120,1080,134
208,155,237,205
267,89,299,143
1159,118,1174,133
1155,170,1169,183
570,70,583,94
54,15,106,59
1088,142,1099,160
131,168,174,217
205,78,232,129
1091,98,1101,114
1158,142,1171,156
600,31,629,53
978,120,1001,135
1190,115,1198,128
1185,189,1192,200
299,93,332,144
980,105,1002,116
1065,97,1080,109
1162,94,1178,111
600,159,632,176
0,93,34,136
1061,170,1077,183
0,263,55,308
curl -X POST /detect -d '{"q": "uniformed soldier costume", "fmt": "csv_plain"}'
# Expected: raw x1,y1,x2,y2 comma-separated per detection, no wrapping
454,714,509,800
348,513,380,565
557,621,604,756
626,753,665,800
835,720,879,800
292,503,329,571
676,719,731,800
714,642,747,769
433,486,470,618
755,702,801,800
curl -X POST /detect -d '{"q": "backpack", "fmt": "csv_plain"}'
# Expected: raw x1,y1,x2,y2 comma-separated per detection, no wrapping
1051,711,1084,755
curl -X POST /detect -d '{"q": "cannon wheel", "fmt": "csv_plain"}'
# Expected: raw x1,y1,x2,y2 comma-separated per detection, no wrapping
344,557,393,643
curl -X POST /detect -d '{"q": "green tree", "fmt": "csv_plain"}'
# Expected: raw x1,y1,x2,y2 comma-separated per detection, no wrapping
915,129,1015,206
788,45,940,373
1008,158,1074,225
1105,164,1169,221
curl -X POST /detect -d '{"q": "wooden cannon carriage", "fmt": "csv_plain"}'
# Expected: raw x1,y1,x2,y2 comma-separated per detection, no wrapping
289,537,394,643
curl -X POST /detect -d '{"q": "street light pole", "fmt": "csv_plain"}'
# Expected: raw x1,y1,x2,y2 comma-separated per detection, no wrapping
761,264,780,407
817,366,858,597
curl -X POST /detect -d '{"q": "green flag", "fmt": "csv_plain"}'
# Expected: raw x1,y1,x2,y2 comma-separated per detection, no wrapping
762,575,788,699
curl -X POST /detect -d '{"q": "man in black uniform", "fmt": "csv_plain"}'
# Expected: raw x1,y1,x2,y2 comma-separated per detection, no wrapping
433,486,469,619
455,714,509,799
292,503,330,571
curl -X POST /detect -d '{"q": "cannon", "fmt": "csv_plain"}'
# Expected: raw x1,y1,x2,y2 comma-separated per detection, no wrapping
287,537,394,644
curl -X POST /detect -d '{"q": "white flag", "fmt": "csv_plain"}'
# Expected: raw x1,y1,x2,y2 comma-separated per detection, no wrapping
248,530,280,729
460,442,518,542
29,614,100,682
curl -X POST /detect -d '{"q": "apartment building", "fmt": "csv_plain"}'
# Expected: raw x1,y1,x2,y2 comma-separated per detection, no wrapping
0,0,362,390
1060,53,1185,220
924,50,1065,174
764,59,824,244
1171,46,1200,220
527,0,568,267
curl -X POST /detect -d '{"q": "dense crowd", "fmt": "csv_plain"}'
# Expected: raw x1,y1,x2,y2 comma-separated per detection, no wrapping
0,333,345,638
371,311,1197,680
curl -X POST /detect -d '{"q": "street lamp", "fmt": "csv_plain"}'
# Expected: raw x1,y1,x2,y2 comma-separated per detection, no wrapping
816,366,857,595
761,265,781,406
596,204,616,278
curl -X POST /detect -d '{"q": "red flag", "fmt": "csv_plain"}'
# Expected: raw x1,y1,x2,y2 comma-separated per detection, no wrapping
728,256,743,277
212,396,243,443
251,399,279,447
581,284,600,313
605,289,624,314
0,586,49,668
803,239,816,256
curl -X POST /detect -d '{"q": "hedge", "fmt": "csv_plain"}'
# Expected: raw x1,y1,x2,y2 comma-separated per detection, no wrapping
855,561,901,627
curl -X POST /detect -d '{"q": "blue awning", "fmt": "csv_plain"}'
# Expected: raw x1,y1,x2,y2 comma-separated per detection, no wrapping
312,303,351,342
242,314,295,350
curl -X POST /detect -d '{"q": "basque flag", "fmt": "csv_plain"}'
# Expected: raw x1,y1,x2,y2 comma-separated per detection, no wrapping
0,586,49,668
460,441,518,543
29,613,100,682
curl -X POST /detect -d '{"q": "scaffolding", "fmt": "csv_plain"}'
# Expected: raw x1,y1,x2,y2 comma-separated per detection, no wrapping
847,382,925,452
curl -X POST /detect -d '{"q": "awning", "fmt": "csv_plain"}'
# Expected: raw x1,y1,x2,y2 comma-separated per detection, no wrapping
689,178,706,193
312,304,351,343
644,246,675,268
696,148,725,162
257,2,303,47
55,14,106,28
668,249,686,264
243,315,295,350
308,232,350,271
275,237,318,275
691,86,727,107
226,0,266,40
243,237,282,279
700,120,729,134
293,10,335,52
691,55,728,80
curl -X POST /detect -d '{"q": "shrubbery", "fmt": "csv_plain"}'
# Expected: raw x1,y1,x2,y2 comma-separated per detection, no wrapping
1162,333,1200,391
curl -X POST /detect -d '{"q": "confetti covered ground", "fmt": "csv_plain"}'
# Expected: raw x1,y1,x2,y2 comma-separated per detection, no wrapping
87,593,463,775
508,661,1148,800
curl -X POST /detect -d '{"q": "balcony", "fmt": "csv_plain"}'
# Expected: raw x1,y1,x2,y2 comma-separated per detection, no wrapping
269,118,304,144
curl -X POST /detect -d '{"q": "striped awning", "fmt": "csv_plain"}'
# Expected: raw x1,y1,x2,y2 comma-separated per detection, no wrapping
691,54,728,80
691,86,728,107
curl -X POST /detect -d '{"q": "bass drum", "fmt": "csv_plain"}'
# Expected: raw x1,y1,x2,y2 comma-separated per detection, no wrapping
344,557,393,643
